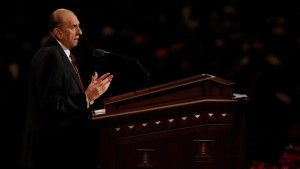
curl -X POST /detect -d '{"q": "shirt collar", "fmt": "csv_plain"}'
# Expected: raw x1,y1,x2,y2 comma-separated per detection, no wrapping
56,39,71,60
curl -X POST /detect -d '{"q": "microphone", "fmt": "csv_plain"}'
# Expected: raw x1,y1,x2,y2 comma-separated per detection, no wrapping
93,49,151,88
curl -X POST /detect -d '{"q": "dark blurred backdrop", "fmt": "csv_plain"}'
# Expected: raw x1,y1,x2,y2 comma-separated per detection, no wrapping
1,0,300,168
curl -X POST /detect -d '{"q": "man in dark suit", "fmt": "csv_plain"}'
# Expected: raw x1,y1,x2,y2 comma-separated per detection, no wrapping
20,8,113,169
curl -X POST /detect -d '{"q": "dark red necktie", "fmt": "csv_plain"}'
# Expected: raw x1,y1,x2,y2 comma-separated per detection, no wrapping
69,53,84,90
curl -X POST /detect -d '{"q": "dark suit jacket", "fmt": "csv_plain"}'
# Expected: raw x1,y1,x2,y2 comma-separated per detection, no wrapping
21,35,99,169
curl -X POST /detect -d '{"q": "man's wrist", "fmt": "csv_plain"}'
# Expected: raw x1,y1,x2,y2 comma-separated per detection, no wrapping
85,92,94,108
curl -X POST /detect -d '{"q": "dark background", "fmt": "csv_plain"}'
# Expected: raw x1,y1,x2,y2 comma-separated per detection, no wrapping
1,0,300,168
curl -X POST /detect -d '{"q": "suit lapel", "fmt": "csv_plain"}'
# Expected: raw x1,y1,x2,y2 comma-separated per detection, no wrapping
56,46,84,92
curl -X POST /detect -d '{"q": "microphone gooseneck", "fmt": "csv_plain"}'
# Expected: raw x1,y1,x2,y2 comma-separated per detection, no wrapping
93,49,152,89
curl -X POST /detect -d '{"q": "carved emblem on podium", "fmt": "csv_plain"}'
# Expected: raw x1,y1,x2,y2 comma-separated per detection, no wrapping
194,139,214,162
136,149,156,168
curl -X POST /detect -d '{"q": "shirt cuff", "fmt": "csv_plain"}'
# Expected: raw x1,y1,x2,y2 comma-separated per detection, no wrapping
85,94,94,108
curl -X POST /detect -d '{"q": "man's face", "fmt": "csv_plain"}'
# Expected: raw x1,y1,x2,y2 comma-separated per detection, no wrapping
58,12,82,49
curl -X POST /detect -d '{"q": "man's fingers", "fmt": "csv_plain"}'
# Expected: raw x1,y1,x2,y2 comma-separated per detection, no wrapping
97,75,112,87
99,72,111,80
93,72,98,79
89,72,98,85
90,72,113,91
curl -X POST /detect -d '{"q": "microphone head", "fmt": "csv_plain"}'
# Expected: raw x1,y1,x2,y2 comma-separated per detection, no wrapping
93,49,108,58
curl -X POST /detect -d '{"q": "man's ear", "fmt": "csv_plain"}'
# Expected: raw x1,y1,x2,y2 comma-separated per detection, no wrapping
53,27,62,39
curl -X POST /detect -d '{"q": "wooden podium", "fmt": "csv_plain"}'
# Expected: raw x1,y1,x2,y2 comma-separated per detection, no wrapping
92,74,248,169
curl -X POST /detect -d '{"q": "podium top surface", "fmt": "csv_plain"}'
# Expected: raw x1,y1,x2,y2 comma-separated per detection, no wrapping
103,74,234,103
101,74,237,114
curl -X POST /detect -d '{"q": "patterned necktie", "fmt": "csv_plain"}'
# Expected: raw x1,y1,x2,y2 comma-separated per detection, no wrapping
69,53,84,90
